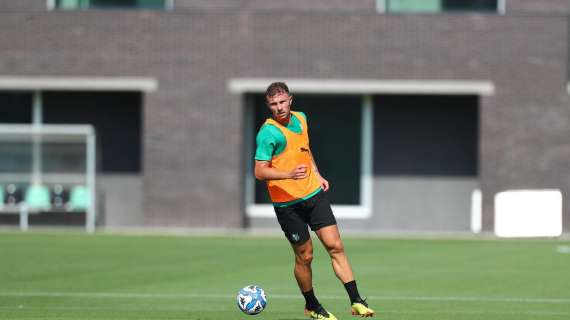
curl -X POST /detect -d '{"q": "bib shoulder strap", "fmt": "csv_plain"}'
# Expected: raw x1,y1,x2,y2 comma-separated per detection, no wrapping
291,111,307,134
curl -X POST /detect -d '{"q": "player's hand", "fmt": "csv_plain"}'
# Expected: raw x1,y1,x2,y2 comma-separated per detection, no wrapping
319,176,329,191
289,165,308,179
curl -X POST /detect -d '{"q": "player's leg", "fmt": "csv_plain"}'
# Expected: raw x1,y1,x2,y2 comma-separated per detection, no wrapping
309,192,375,317
315,225,374,317
274,204,336,319
275,205,314,292
292,238,314,292
314,225,354,283
307,192,354,283
292,240,337,320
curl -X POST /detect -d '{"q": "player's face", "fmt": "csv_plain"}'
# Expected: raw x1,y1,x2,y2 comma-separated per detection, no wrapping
266,92,292,124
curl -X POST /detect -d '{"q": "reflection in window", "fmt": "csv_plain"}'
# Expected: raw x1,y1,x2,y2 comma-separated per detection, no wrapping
386,0,498,13
55,0,168,10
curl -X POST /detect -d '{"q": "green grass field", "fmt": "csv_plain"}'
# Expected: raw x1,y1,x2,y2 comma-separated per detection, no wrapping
0,231,568,320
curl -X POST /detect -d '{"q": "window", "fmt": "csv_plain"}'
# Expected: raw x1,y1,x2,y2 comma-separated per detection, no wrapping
43,91,142,173
373,95,479,176
52,0,171,10
0,92,33,174
0,91,143,174
244,92,373,219
381,0,501,13
232,78,492,225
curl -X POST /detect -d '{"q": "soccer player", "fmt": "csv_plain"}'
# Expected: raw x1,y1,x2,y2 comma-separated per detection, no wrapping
254,82,375,319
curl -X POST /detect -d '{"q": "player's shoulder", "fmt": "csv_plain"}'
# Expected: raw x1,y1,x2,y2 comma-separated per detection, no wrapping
292,110,307,121
257,122,284,140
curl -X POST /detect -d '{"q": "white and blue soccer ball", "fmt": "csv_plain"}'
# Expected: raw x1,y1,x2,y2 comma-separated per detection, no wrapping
236,285,267,315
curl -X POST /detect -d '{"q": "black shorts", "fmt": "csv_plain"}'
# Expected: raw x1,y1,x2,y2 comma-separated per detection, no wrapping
274,190,337,244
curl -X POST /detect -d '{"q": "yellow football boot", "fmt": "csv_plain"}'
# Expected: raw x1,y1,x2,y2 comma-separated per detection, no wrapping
351,300,375,317
304,306,338,320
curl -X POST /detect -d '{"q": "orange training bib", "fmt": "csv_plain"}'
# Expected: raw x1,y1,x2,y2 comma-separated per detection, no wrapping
264,111,322,203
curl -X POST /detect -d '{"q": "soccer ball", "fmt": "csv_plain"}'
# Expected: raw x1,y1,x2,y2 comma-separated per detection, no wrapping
236,285,267,315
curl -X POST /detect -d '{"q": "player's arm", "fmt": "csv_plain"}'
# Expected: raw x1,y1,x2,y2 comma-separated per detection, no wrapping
254,124,308,181
309,150,330,191
254,160,308,181
302,113,329,191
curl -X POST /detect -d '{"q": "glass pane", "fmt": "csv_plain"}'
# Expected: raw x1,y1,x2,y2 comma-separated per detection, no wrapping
0,92,32,123
43,91,142,173
387,0,441,13
89,0,137,8
252,94,362,205
42,142,86,173
56,0,81,10
137,0,167,9
0,142,32,173
373,95,478,176
442,0,497,12
56,0,166,9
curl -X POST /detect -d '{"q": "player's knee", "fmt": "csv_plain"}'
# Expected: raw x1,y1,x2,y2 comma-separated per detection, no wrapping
296,251,313,265
326,240,345,256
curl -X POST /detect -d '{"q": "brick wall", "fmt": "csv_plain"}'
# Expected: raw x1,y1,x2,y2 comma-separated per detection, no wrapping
507,0,570,14
0,9,568,231
0,0,45,11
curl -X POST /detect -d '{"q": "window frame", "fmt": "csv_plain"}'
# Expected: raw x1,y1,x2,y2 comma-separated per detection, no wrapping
244,94,373,219
230,78,494,220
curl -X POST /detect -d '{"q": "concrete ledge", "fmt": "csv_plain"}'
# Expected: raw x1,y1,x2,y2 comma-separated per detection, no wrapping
0,76,158,92
229,78,495,95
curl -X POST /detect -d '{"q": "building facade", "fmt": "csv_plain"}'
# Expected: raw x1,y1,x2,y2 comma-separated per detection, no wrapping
0,1,568,234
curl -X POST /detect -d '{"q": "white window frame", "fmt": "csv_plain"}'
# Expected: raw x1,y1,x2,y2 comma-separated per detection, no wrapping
376,0,506,14
166,0,174,10
498,0,506,14
242,93,373,219
47,0,56,10
229,78,494,219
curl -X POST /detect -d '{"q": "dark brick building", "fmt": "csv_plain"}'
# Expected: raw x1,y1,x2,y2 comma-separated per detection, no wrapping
0,1,568,234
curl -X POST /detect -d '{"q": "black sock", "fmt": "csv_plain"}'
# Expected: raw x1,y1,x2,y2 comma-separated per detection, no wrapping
343,280,362,304
302,289,321,311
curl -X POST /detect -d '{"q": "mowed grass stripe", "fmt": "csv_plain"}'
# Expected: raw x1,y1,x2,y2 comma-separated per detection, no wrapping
0,305,567,317
0,291,569,304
